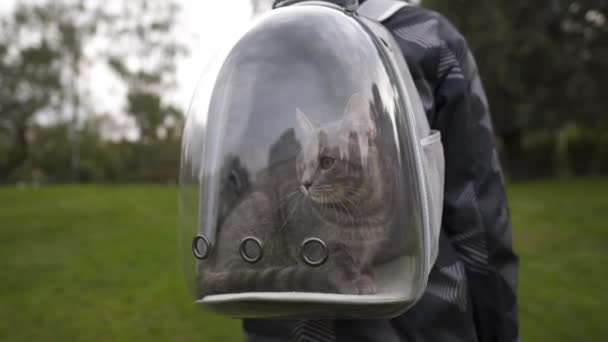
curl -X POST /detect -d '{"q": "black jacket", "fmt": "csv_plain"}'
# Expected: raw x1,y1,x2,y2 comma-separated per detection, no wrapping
244,4,519,342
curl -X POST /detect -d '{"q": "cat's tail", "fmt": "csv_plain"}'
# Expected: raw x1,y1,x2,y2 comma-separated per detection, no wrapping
196,266,336,296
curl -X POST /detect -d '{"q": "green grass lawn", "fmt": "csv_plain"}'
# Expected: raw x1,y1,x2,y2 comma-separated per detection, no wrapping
0,180,606,341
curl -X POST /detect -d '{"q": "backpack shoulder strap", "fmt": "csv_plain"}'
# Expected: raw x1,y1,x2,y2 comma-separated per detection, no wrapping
357,0,410,22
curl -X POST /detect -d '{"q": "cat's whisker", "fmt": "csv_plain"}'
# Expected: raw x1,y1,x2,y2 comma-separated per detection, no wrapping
337,200,355,224
342,195,364,219
343,189,360,202
337,199,350,224
344,186,360,193
335,199,345,224
328,196,341,224
279,196,300,231
273,190,300,213
344,188,364,201
334,200,347,223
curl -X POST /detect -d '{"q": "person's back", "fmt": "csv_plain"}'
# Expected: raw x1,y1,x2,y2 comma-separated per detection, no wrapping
244,1,519,341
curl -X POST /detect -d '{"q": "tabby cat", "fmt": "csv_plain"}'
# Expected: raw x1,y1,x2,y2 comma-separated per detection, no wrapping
197,94,396,296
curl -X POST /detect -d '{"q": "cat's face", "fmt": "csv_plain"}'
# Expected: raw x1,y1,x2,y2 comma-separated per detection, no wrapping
296,94,377,204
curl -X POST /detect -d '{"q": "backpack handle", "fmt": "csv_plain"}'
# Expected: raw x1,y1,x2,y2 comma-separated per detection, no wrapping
358,0,410,22
274,0,360,11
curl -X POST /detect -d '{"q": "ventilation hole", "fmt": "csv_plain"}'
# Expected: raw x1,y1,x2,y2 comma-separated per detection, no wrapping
192,234,212,260
240,237,263,264
301,238,328,267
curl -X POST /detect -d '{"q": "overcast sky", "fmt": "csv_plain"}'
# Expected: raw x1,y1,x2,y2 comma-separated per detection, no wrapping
0,0,254,136
175,0,253,110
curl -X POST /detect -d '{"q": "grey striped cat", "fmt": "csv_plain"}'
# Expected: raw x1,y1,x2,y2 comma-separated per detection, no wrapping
197,94,396,296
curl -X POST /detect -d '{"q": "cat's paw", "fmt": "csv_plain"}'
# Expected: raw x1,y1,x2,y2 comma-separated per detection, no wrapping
354,274,377,295
334,274,377,295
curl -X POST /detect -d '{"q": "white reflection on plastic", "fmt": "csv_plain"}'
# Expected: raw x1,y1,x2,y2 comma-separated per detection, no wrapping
182,10,280,181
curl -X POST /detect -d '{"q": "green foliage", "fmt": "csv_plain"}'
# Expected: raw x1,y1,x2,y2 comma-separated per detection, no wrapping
423,0,607,179
0,0,185,183
6,117,181,184
523,131,557,179
127,91,183,144
0,3,64,180
560,124,598,176
0,123,14,169
596,133,608,175
28,124,72,183
424,0,607,131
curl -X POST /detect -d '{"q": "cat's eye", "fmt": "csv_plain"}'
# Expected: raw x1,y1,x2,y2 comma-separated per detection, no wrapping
319,156,335,169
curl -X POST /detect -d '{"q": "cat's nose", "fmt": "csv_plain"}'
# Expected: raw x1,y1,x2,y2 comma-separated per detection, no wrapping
302,180,312,189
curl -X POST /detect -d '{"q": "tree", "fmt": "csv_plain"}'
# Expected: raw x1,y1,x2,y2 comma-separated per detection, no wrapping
105,0,186,144
0,0,186,182
423,0,607,179
0,3,63,181
103,1,186,182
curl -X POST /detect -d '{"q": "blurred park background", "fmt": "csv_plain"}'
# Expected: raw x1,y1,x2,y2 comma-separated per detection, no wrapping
0,0,606,341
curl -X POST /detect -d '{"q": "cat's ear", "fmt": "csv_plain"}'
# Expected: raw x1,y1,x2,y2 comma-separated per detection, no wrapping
296,108,315,134
342,93,376,140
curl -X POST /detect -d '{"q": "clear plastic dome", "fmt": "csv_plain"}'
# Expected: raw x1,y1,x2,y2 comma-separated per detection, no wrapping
179,2,443,319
